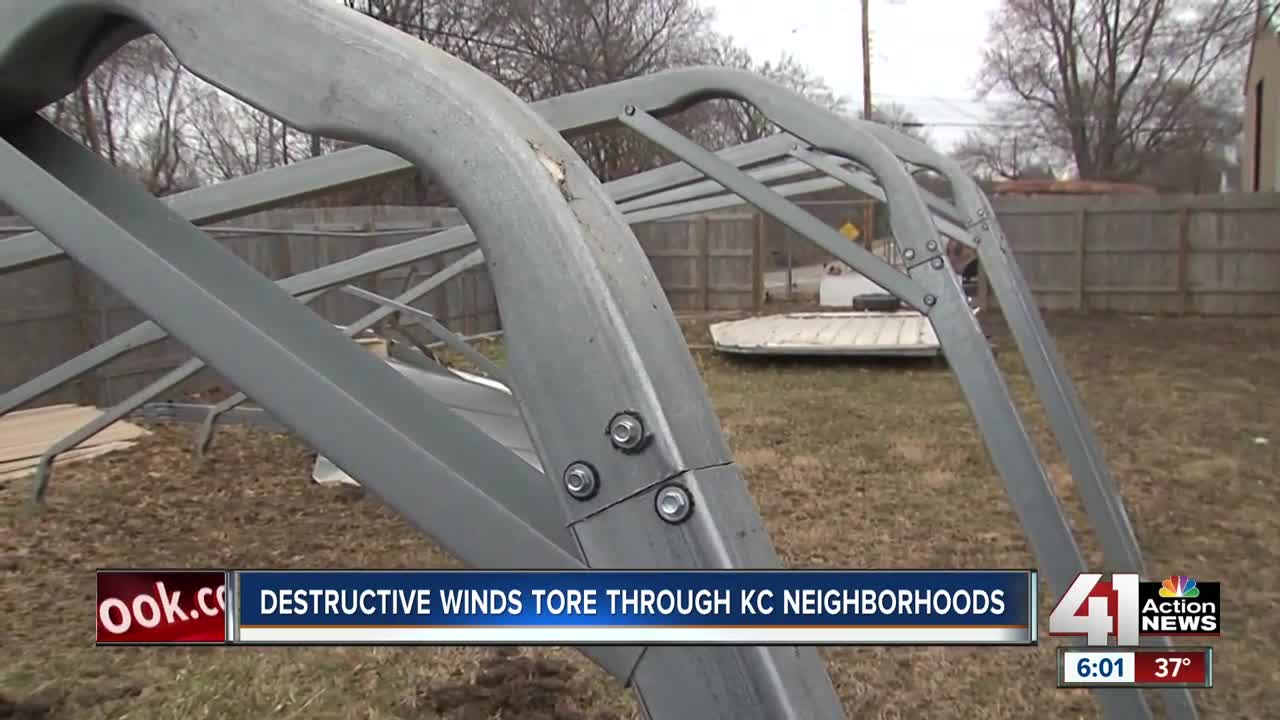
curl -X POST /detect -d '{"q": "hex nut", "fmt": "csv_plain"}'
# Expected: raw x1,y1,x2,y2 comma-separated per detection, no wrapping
563,462,599,500
655,484,693,524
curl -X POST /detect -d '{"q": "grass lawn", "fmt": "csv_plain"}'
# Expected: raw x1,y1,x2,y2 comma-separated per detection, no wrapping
2,310,1276,719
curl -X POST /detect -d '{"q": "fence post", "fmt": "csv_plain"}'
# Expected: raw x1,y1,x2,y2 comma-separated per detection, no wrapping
274,219,296,283
978,262,991,309
1074,208,1087,311
361,213,379,296
1176,206,1191,315
785,228,793,301
862,200,874,251
698,215,711,311
753,212,765,312
67,262,101,405
466,269,480,335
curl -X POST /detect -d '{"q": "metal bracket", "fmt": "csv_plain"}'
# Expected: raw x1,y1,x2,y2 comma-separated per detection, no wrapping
138,402,289,432
339,284,509,384
192,250,484,460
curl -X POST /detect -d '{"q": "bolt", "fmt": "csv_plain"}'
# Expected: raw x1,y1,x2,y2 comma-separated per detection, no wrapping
926,240,938,252
924,294,937,306
608,412,646,451
623,104,637,116
931,257,945,270
903,248,916,261
982,223,991,231
655,484,693,523
563,462,599,500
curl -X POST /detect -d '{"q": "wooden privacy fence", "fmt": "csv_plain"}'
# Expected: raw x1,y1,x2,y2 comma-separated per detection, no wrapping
632,213,765,312
747,191,1280,315
1,206,486,408
0,206,764,408
760,199,878,271
988,193,1280,315
4,194,1278,409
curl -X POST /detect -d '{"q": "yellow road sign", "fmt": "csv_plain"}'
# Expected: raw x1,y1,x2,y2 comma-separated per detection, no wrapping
839,221,860,241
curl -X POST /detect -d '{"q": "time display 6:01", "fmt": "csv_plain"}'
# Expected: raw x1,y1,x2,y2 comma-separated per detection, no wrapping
1078,656,1124,678
1061,651,1137,684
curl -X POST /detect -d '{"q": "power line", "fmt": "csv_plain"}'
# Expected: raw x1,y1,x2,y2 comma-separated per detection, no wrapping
872,91,996,103
890,118,1241,134
865,91,1240,133
933,96,989,124
870,92,1025,116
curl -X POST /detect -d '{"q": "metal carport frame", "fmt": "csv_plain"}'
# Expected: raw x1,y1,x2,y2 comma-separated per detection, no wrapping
0,2,1184,718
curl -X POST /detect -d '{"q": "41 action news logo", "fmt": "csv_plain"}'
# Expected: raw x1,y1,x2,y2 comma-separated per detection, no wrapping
1048,573,1220,646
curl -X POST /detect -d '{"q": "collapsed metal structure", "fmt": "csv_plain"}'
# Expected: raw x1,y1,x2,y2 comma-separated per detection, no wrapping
0,2,1192,718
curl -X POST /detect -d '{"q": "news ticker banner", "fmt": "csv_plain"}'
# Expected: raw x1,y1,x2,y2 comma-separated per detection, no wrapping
1057,647,1213,689
96,569,1037,646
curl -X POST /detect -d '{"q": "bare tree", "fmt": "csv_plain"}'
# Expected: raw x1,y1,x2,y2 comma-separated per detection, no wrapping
32,1,849,198
494,0,722,179
342,0,847,181
954,129,1060,180
969,0,1254,182
683,39,849,151
40,36,201,195
133,40,196,194
1130,86,1242,190
187,88,338,183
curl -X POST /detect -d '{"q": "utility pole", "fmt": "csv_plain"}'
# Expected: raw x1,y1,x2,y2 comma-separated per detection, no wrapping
861,0,872,120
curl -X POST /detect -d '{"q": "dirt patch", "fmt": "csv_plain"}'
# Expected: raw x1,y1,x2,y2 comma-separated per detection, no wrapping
406,649,620,720
2,310,1278,718
0,693,57,719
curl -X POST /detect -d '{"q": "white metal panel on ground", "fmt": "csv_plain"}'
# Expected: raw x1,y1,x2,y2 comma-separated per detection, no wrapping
709,312,941,357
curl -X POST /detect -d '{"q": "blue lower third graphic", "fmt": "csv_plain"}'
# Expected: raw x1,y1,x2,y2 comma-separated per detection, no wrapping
233,569,1037,645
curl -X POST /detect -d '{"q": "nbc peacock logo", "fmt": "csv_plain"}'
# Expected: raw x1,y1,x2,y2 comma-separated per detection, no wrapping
1159,575,1200,599
1138,574,1219,635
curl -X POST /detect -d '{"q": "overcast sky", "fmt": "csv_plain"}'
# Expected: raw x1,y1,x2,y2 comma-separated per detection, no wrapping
705,0,1005,150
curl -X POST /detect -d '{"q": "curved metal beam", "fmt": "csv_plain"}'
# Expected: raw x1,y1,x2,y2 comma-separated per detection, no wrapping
542,68,944,276
843,122,1195,720
2,3,842,717
544,65,1154,720
619,110,930,310
855,123,1161,582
